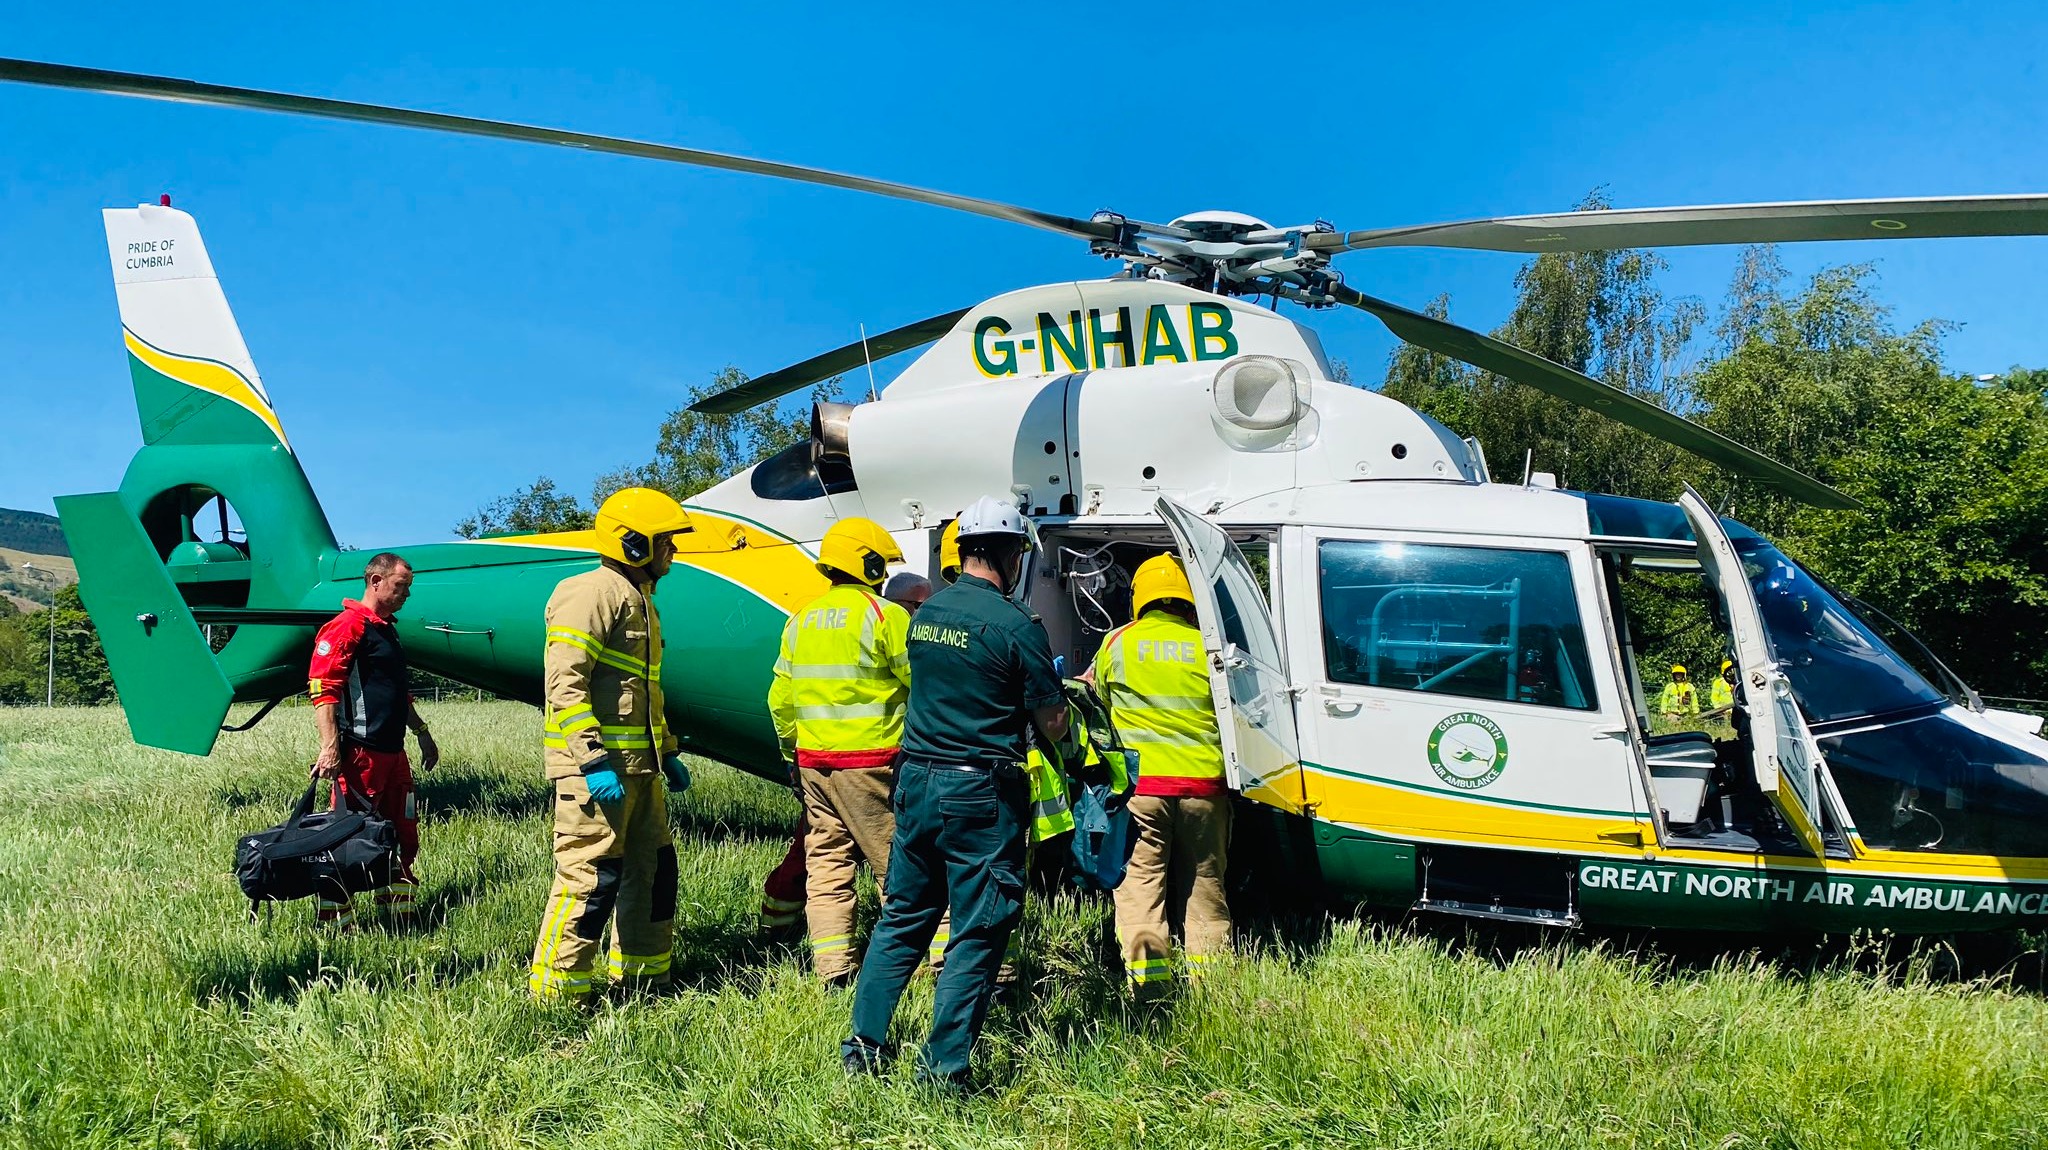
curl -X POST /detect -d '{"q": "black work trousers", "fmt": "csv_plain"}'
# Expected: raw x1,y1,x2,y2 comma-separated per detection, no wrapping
844,760,1028,1080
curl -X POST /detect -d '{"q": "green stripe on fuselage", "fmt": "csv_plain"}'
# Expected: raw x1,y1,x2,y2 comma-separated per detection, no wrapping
317,543,788,783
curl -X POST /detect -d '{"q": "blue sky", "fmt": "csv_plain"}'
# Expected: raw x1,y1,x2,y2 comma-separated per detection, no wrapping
2,2,2043,544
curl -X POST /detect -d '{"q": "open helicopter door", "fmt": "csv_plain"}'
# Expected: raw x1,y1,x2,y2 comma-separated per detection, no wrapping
1154,497,1305,813
1677,487,1828,858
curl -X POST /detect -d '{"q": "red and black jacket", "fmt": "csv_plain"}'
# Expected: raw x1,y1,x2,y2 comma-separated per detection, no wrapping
309,599,412,753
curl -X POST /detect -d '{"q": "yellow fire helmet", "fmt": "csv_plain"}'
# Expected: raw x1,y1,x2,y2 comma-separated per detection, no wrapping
938,518,962,584
1721,659,1735,673
595,487,693,568
1670,664,1688,676
1132,553,1196,618
817,517,904,589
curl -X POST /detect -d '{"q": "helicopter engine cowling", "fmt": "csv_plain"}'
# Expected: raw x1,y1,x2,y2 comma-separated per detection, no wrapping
842,356,1482,526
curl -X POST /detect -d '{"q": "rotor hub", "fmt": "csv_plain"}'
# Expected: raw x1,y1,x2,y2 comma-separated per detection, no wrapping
1093,209,1336,299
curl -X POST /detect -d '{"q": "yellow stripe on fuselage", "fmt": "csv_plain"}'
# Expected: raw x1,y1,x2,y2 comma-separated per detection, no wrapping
123,329,288,448
1297,763,2048,884
1305,765,1644,853
473,510,826,614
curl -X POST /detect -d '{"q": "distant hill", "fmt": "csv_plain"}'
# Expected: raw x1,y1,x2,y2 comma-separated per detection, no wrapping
0,546,73,611
0,507,67,557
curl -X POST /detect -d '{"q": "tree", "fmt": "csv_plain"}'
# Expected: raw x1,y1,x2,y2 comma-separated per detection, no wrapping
0,585,111,705
0,610,33,703
1689,260,1942,536
592,367,826,505
1682,256,2048,696
458,366,840,537
454,476,590,539
1380,190,1704,499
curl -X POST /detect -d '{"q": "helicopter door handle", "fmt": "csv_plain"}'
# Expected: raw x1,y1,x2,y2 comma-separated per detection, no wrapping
1319,684,1362,716
424,621,495,637
1591,725,1629,741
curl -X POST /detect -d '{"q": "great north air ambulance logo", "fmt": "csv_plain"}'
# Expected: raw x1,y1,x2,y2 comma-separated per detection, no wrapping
1427,712,1509,790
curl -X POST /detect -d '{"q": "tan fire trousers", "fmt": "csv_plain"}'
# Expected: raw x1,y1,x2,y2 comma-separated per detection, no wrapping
530,773,677,999
1114,794,1233,990
799,766,959,980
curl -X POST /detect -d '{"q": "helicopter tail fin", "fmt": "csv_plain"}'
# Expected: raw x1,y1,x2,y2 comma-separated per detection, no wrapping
104,201,290,449
61,203,341,754
56,492,236,752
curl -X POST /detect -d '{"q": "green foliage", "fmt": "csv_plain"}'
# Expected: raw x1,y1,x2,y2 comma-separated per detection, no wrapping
1686,257,2048,695
458,368,833,538
0,595,15,620
1785,370,2048,693
0,585,111,705
454,476,590,539
1383,190,1704,499
0,506,68,556
5,701,2048,1148
593,366,828,505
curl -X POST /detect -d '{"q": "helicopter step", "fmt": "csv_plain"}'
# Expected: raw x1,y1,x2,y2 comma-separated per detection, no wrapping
1412,845,1581,929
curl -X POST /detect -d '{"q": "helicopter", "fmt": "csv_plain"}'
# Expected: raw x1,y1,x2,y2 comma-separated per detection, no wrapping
13,57,2048,936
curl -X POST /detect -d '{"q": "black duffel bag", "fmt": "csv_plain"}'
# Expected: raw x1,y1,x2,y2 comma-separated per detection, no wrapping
235,779,402,916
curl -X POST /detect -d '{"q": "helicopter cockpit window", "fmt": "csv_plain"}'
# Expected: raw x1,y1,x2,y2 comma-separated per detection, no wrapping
1319,540,1597,711
1721,536,2048,855
749,442,858,502
1731,537,1942,725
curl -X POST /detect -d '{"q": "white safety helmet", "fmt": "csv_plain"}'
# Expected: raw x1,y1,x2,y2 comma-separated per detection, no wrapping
954,495,1036,550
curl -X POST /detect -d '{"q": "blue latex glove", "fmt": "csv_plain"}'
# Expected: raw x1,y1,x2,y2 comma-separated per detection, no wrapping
583,765,626,805
662,754,692,794
1053,654,1068,678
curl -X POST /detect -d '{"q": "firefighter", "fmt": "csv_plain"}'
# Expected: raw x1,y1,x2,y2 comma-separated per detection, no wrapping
1710,658,1737,712
1091,553,1230,996
1658,664,1699,723
759,542,941,941
309,551,439,926
843,496,1072,1093
529,487,695,1002
937,517,962,584
768,517,916,986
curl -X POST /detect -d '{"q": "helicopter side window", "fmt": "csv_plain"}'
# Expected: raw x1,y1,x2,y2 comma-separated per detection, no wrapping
749,442,858,501
1319,540,1596,711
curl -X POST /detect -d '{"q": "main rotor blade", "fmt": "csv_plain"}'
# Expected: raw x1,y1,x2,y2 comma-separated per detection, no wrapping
0,58,1118,243
691,308,971,415
1310,195,2048,255
1330,284,1861,511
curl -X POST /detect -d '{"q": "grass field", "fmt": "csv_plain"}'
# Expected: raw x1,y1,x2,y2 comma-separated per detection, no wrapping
5,701,2048,1149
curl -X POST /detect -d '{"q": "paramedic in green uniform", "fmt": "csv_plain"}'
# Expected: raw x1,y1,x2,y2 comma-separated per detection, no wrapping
842,496,1071,1092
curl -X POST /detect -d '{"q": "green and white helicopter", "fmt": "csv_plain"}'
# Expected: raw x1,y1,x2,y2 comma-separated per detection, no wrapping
11,57,2048,934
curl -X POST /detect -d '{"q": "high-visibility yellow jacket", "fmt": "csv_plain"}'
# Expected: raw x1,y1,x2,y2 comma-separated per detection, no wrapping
1709,679,1735,710
542,563,676,779
1023,707,1096,842
1092,609,1226,798
1659,681,1698,716
768,582,912,769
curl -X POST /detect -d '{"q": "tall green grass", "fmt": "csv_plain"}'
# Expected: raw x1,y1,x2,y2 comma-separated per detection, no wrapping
3,702,2045,1148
